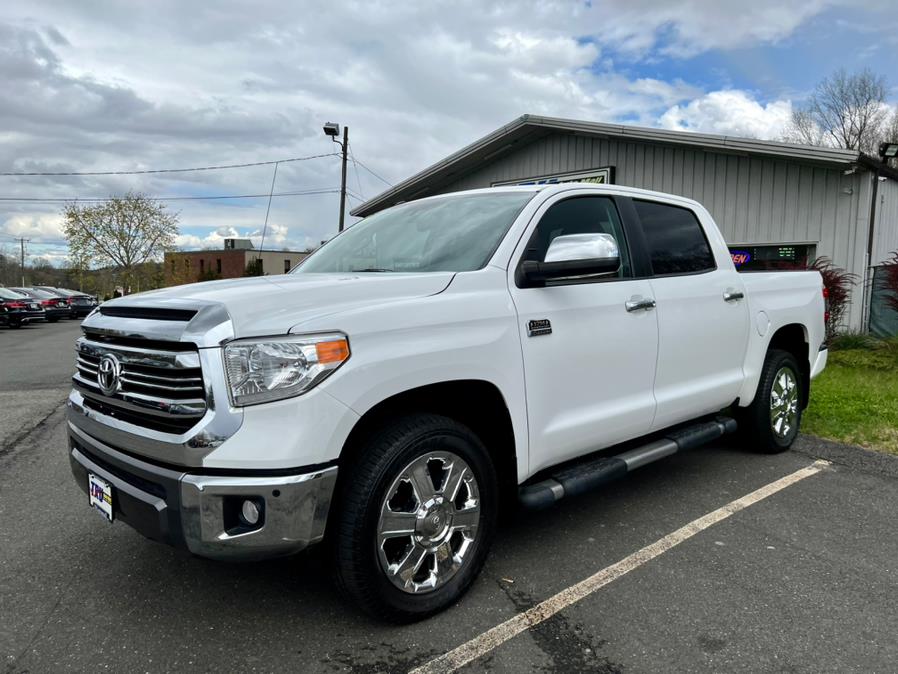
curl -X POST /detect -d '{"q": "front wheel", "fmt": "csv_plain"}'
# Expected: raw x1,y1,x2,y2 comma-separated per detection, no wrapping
332,414,497,622
738,349,803,453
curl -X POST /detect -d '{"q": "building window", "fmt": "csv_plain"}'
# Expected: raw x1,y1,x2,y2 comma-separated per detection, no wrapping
171,259,175,272
200,259,205,274
216,258,222,274
729,245,814,271
284,258,291,273
633,200,716,275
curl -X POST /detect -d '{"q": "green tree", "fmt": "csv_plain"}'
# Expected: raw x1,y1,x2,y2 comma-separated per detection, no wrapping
63,192,179,294
244,258,263,277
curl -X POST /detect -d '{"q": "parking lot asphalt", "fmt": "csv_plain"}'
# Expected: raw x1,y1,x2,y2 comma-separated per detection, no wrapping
0,319,83,450
3,325,898,673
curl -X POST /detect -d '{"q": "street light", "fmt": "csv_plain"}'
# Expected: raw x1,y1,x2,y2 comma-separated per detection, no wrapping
323,122,349,232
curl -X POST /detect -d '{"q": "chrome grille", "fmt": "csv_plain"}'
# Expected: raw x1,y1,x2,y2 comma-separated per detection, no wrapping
73,337,207,434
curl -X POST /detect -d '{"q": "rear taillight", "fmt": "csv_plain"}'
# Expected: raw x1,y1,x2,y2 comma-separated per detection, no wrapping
822,287,830,324
40,299,53,306
6,302,26,309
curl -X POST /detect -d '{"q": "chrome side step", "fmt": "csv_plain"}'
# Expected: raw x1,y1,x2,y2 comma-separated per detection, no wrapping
519,417,737,510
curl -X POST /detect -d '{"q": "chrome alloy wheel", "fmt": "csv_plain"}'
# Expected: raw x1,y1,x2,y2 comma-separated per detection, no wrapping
377,451,480,594
770,366,799,438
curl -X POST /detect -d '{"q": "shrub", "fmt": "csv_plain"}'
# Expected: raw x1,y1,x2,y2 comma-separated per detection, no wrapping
808,257,858,342
829,331,879,351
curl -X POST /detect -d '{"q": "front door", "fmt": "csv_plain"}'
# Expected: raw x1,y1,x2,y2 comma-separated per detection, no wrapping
508,193,659,475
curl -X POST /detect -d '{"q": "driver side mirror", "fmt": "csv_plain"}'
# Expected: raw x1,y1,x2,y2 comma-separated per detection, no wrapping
520,233,621,287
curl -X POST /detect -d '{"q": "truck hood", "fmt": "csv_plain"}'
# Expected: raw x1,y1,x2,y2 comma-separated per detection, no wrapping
97,273,455,342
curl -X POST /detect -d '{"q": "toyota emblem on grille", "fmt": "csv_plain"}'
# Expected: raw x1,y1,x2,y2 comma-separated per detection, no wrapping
96,354,121,396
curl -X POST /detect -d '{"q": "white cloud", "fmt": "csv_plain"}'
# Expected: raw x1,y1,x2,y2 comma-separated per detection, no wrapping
2,212,65,242
659,90,793,139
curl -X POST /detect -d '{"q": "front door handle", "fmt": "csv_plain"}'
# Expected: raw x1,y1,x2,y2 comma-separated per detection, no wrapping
723,288,745,302
626,296,656,312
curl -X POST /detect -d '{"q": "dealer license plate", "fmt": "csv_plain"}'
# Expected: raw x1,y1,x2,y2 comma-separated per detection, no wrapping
88,473,113,522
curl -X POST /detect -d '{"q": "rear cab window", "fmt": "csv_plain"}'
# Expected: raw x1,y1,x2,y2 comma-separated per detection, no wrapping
633,200,716,276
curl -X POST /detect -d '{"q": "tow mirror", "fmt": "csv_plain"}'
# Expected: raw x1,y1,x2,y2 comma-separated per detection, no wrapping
520,233,621,287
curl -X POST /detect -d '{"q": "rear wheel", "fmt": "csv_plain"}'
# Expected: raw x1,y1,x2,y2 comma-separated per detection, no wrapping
738,349,803,453
332,414,497,622
48,316,59,323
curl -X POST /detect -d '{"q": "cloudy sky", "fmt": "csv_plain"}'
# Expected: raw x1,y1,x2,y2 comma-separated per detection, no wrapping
1,0,897,265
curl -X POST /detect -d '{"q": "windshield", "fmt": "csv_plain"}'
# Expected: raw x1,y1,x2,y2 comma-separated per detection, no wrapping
15,288,51,298
0,288,25,300
296,191,535,274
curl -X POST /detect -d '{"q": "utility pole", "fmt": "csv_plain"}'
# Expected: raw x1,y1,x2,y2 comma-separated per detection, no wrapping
323,122,349,233
17,238,29,286
338,126,349,232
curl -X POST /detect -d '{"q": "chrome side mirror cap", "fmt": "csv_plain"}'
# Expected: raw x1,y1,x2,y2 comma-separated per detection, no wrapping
520,233,621,287
544,233,620,263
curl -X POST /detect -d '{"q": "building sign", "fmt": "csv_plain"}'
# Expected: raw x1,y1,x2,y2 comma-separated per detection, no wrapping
730,250,752,267
492,166,615,187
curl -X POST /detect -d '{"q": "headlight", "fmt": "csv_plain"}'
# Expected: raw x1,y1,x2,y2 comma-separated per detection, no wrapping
223,333,350,406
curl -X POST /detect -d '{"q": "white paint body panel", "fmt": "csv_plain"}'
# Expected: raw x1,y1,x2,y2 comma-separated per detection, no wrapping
104,184,825,482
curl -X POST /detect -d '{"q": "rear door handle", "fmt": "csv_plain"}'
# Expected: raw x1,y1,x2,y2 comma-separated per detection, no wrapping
723,288,745,302
626,296,656,312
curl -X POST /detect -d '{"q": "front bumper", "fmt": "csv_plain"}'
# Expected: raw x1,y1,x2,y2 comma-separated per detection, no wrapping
68,422,337,560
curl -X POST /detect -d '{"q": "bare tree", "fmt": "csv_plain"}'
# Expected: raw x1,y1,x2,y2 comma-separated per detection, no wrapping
784,68,888,153
63,192,179,293
782,109,826,146
887,108,898,144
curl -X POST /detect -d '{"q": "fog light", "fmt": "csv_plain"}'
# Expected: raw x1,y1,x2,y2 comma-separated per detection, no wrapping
241,499,261,525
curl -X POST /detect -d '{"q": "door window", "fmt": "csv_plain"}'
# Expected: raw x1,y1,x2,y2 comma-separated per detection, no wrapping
522,196,631,278
634,200,715,276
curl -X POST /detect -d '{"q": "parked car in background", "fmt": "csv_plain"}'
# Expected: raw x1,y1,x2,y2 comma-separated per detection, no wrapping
34,287,98,319
10,287,69,323
0,287,45,327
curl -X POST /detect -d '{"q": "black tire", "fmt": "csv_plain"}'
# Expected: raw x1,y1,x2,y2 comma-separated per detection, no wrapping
48,317,59,323
331,413,497,622
738,349,803,453
9,320,21,329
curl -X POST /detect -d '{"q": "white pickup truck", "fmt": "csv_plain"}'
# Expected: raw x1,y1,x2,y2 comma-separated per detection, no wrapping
67,183,827,620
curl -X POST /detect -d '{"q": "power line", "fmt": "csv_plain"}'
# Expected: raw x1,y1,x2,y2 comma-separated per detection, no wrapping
0,188,342,204
0,152,340,177
349,152,394,188
258,162,279,255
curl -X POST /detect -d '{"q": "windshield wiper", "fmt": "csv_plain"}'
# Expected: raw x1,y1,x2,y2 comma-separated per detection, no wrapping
351,268,394,272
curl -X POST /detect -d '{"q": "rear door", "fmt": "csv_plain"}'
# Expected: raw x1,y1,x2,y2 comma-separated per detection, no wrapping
629,198,750,430
508,191,659,474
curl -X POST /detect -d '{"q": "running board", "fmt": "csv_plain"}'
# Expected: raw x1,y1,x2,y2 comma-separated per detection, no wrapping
519,417,738,510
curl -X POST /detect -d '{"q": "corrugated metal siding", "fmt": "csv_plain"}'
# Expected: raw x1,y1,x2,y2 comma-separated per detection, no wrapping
441,132,872,329
871,177,898,266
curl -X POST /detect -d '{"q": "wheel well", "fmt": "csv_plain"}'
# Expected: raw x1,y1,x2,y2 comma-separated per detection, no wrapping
768,324,810,408
338,380,519,515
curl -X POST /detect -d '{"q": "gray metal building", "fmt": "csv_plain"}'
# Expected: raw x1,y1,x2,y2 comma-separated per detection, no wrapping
353,115,898,333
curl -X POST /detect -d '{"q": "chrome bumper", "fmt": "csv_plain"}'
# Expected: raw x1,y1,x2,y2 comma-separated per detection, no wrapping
68,421,337,561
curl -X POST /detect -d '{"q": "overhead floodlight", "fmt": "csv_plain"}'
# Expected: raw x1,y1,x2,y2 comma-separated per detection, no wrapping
323,122,340,138
879,142,898,159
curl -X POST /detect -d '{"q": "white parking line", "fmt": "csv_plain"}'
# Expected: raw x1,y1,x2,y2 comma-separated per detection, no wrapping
411,459,831,674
